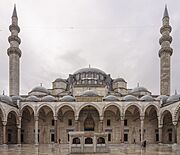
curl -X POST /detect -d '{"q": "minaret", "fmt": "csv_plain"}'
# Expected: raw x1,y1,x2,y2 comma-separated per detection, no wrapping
7,4,21,96
159,5,173,96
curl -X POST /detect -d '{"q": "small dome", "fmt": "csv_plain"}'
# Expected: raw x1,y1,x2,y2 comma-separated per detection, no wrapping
123,95,138,101
0,95,13,105
42,95,57,102
74,67,106,75
61,95,75,102
103,95,119,101
81,90,98,97
31,86,50,94
156,95,168,103
131,86,148,93
12,96,23,102
26,95,40,102
54,78,67,83
167,94,180,103
140,95,154,101
113,78,126,83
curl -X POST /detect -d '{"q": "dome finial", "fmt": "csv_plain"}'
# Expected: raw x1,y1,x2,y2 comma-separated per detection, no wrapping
89,64,91,68
163,4,169,18
137,83,139,87
40,83,43,87
12,4,17,18
2,90,5,95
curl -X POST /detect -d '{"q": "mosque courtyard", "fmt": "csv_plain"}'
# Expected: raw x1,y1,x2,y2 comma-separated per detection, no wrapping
0,144,179,155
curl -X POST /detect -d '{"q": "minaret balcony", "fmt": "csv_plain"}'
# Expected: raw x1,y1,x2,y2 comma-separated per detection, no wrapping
7,47,21,57
8,35,21,44
159,35,172,45
9,24,20,33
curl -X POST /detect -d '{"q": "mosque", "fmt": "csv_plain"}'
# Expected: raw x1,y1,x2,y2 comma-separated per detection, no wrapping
0,5,180,149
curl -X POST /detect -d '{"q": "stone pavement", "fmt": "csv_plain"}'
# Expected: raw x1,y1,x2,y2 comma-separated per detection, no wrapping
0,144,179,155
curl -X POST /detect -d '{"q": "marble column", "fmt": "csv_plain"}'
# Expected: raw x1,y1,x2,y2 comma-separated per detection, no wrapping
99,120,103,132
75,120,79,131
158,125,163,143
17,124,21,145
54,116,57,143
140,116,144,143
120,117,124,143
173,122,177,144
2,121,7,145
93,135,97,153
34,116,39,145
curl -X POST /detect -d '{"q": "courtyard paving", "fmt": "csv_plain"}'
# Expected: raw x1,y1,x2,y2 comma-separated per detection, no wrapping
0,144,179,155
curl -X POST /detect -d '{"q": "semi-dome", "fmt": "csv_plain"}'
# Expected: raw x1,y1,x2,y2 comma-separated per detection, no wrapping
131,86,148,93
167,94,180,103
123,95,138,101
140,95,154,101
74,67,106,75
61,95,75,102
113,78,126,83
26,95,40,102
156,95,168,103
81,90,99,97
12,96,23,102
0,95,13,105
103,95,119,101
30,86,50,94
42,95,57,102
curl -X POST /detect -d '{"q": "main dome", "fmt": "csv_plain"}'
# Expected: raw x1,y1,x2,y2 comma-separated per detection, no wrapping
74,67,106,75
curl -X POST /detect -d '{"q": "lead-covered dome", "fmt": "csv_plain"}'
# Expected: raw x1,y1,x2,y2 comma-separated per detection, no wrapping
42,95,57,102
103,95,119,101
12,96,23,102
113,78,126,83
0,95,13,105
156,95,168,104
130,86,151,96
26,95,40,102
167,94,180,103
74,67,106,75
81,90,99,97
140,95,154,101
123,95,138,101
29,86,50,96
61,95,75,102
72,67,109,87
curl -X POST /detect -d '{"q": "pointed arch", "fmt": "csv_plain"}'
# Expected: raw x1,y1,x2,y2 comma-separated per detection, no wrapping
144,103,159,117
56,103,75,116
37,103,55,116
124,103,142,116
76,103,102,118
102,102,121,117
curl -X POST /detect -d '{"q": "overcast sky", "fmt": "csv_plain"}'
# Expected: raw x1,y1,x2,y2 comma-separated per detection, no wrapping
0,0,180,95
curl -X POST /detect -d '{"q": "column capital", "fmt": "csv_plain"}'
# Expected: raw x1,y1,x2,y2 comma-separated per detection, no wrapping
34,115,39,121
173,121,178,126
53,116,57,120
158,124,163,128
140,115,145,121
120,116,125,121
99,116,104,121
2,121,7,126
17,123,21,129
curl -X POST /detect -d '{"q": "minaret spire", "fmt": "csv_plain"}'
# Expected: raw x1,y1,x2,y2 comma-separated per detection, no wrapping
12,4,17,17
159,5,173,96
7,5,21,96
163,4,169,18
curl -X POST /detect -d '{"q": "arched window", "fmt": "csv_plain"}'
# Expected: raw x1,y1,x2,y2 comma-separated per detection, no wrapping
72,137,80,144
85,137,93,144
97,137,105,144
